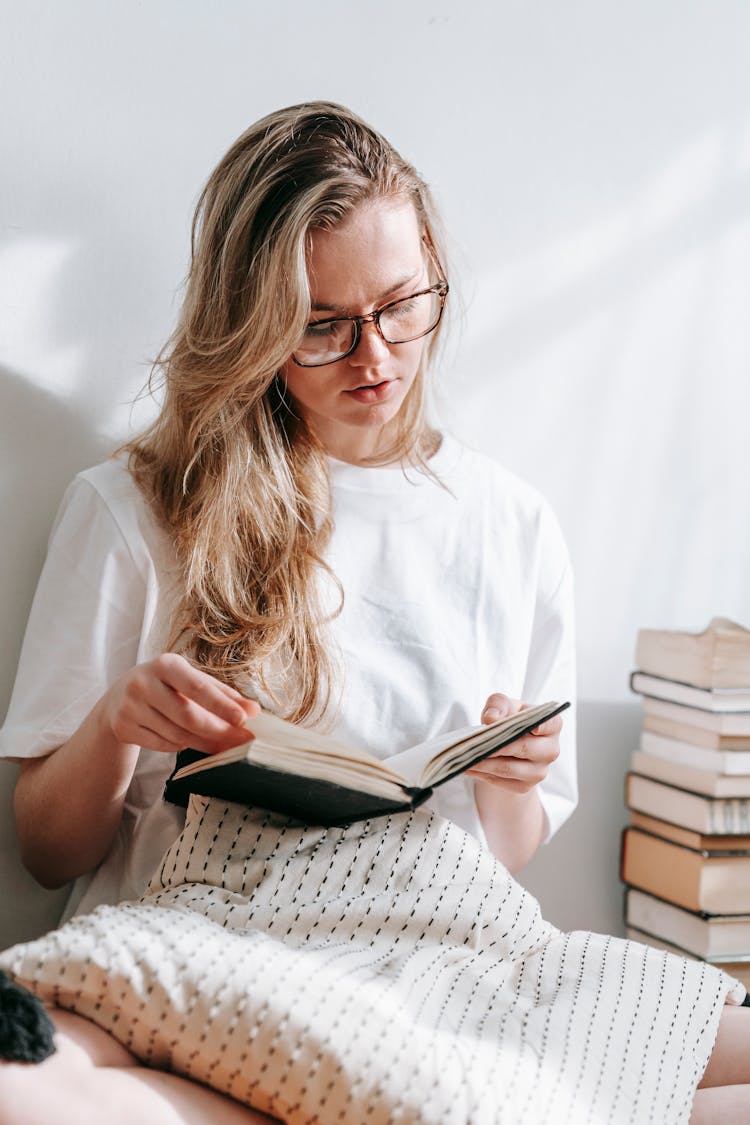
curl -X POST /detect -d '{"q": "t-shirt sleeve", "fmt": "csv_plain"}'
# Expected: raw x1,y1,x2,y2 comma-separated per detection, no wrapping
522,509,578,841
0,476,147,761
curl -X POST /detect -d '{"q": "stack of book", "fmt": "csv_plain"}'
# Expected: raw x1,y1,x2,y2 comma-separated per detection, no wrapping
620,617,750,988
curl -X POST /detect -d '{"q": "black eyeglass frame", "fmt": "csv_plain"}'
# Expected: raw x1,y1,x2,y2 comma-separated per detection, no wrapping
291,278,450,368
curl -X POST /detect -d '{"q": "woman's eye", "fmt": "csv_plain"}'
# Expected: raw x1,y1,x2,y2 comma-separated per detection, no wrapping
390,298,417,319
304,321,339,339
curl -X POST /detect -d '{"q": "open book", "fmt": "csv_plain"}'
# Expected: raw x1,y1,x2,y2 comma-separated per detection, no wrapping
164,700,570,826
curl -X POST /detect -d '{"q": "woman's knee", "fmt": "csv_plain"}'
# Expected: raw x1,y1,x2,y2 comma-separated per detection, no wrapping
699,1004,750,1090
49,1008,137,1067
0,1008,136,1125
0,1052,85,1125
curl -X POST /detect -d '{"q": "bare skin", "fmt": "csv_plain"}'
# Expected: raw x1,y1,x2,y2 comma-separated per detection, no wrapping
13,653,258,888
2,995,749,1122
690,1005,750,1122
0,1009,278,1124
471,691,563,872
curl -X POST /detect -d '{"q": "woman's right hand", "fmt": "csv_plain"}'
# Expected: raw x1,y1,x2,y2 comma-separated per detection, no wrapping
102,653,258,755
15,655,258,887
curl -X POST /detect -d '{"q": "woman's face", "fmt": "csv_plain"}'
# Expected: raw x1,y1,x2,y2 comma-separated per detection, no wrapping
280,197,429,464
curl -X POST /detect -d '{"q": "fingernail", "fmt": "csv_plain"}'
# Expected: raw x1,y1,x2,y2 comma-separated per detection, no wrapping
484,708,501,722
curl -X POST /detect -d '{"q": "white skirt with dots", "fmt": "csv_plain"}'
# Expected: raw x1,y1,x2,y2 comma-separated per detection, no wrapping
0,796,744,1124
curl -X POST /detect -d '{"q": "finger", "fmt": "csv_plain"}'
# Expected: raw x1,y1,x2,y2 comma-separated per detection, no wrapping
480,733,560,766
237,696,261,719
469,747,553,780
211,675,251,700
150,655,251,727
117,669,252,748
113,692,222,751
467,755,548,787
149,679,252,744
129,725,189,755
212,678,261,716
112,706,197,755
145,705,254,754
172,688,258,736
133,707,199,752
188,726,255,754
482,693,524,724
185,679,260,729
122,706,254,756
530,714,564,737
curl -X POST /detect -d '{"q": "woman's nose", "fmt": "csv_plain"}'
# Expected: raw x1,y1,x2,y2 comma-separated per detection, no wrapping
348,319,391,367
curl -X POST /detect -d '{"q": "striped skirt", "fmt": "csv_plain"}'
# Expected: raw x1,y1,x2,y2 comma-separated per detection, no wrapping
0,796,744,1124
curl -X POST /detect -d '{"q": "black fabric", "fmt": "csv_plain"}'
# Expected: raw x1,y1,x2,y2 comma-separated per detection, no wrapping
0,970,56,1063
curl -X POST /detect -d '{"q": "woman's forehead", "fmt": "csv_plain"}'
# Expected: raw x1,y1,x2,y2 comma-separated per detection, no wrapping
307,199,424,311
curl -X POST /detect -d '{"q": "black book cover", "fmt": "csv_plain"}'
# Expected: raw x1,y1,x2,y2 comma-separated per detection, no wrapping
163,701,570,827
164,752,430,826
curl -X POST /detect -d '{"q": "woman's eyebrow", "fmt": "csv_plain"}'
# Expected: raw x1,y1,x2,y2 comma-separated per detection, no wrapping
311,269,424,314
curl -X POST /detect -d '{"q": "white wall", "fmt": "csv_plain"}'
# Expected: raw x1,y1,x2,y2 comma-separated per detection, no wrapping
2,1,750,943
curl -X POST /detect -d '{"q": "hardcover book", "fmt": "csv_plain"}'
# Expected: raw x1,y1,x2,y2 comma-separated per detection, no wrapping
626,888,750,960
642,714,750,750
620,826,750,914
625,773,750,836
629,749,750,798
641,698,750,737
630,671,750,714
638,731,750,777
628,809,750,853
635,618,750,690
164,700,570,826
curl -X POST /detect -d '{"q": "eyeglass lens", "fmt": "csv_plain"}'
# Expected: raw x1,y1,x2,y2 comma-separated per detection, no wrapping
294,289,443,366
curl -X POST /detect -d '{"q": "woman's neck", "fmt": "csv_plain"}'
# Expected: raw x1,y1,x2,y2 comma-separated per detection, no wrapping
315,422,441,468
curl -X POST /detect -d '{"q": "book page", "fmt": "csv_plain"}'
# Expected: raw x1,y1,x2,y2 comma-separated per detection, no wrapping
243,711,376,763
173,711,409,796
385,702,567,788
384,723,482,786
172,701,567,797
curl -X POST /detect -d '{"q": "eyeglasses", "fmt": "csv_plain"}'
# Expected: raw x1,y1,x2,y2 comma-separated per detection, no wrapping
291,279,449,368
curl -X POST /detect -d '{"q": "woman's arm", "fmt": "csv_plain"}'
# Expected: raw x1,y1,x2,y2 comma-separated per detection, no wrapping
474,788,546,874
468,693,564,873
474,507,577,870
4,470,255,888
13,654,256,888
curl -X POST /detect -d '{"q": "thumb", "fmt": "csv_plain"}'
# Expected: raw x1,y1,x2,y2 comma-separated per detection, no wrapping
481,693,515,724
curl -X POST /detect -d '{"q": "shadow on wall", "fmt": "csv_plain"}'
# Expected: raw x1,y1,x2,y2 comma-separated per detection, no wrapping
521,698,642,937
0,363,111,714
0,366,111,950
0,366,111,949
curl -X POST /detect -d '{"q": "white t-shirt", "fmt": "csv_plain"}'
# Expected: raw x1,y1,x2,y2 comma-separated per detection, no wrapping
0,433,577,918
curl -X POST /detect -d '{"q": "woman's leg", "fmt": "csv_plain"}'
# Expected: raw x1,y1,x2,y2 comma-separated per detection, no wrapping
698,1005,750,1088
690,1005,750,1124
0,1007,278,1125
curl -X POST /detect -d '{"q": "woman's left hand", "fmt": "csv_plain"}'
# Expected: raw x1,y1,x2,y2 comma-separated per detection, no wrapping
465,692,563,793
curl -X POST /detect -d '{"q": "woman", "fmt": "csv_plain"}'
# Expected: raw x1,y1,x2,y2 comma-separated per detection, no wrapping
0,102,748,1124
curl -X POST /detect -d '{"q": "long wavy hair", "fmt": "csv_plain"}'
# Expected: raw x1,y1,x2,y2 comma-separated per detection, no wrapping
127,101,449,723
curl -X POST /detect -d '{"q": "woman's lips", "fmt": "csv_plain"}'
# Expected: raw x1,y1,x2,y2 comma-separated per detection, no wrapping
345,380,395,403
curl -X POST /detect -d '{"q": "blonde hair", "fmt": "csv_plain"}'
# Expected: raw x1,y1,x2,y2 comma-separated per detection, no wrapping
127,101,449,722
